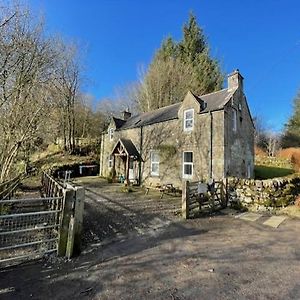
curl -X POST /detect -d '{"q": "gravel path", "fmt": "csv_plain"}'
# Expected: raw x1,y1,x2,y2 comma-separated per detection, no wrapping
1,178,300,300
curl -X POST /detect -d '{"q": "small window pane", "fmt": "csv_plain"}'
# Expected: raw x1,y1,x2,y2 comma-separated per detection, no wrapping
185,119,193,128
151,163,159,174
184,152,193,163
185,110,193,119
184,164,192,175
151,152,159,163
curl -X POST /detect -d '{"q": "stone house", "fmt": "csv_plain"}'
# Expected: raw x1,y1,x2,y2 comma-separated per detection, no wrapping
99,70,254,187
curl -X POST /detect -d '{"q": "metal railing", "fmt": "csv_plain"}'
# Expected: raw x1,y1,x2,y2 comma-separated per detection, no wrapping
0,175,22,200
0,196,63,265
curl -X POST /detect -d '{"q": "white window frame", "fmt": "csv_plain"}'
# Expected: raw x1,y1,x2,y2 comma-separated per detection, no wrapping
184,109,194,131
150,151,159,176
183,151,193,178
108,155,113,168
232,109,237,132
109,128,114,141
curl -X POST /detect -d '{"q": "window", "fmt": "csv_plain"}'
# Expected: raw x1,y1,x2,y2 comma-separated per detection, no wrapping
150,151,159,176
232,109,237,132
183,151,193,178
184,109,194,131
109,128,114,141
108,155,113,168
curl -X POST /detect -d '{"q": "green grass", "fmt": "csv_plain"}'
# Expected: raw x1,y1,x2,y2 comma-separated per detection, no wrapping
254,165,294,180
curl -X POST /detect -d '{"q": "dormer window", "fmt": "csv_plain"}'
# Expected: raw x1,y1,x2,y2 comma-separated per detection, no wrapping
184,109,194,131
109,128,114,141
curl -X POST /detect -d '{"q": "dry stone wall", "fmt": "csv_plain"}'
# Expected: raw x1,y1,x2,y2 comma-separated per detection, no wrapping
228,175,300,210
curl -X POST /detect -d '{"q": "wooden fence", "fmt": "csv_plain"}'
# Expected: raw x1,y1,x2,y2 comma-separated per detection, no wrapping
182,179,228,219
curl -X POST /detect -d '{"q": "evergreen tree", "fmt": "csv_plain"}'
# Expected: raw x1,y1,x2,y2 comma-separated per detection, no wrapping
135,13,224,112
282,91,300,147
179,13,207,63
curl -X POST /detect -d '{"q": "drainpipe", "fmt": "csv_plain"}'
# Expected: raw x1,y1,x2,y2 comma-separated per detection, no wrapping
100,133,104,176
210,111,213,179
138,126,143,185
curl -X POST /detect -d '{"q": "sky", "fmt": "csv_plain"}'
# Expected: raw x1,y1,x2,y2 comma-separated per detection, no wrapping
27,0,300,131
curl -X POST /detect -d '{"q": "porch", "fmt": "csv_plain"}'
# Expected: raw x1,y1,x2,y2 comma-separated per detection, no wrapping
111,138,142,185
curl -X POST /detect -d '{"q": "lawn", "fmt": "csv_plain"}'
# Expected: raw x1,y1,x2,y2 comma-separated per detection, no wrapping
254,165,294,179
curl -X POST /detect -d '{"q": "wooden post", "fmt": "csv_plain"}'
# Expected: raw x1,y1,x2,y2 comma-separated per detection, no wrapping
125,156,130,185
73,186,85,255
112,155,116,180
58,188,75,257
182,180,190,219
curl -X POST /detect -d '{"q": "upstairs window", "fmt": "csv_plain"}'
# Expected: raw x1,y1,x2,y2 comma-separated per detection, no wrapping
109,128,114,141
184,109,194,131
232,109,237,132
183,151,193,178
150,151,159,176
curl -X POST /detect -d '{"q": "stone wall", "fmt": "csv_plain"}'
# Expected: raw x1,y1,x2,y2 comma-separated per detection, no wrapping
228,175,300,210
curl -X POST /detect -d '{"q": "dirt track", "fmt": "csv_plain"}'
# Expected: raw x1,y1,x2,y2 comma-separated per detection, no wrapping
1,178,300,300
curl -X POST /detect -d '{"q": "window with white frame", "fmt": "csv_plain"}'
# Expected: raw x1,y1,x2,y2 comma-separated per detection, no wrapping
108,155,113,168
109,128,114,141
183,151,193,178
232,109,237,132
150,151,159,176
184,109,194,131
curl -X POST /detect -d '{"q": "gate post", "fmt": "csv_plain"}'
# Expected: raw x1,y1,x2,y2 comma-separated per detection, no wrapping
73,186,85,255
58,188,75,257
182,180,190,219
65,186,85,258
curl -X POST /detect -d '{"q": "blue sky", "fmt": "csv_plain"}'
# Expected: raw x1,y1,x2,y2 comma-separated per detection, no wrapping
28,0,300,131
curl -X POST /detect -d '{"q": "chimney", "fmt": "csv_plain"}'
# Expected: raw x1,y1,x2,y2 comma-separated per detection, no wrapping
122,110,131,120
228,69,243,92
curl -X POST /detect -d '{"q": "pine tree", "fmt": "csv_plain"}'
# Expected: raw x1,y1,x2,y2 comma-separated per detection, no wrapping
179,13,207,63
282,91,300,147
135,12,224,112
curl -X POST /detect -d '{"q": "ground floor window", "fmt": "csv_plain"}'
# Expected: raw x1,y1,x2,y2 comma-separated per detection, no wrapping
183,151,193,178
150,151,159,176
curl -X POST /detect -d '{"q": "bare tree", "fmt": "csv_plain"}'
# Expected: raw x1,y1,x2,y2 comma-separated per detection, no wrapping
265,131,281,157
52,40,81,152
0,5,57,182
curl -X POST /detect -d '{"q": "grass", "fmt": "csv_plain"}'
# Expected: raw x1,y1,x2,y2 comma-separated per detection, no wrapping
254,165,294,180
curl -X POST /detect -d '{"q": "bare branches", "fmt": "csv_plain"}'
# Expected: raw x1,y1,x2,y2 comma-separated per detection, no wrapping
0,11,16,28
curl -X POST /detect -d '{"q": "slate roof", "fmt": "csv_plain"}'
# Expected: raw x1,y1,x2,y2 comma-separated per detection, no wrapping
195,88,232,113
116,88,232,131
118,102,181,130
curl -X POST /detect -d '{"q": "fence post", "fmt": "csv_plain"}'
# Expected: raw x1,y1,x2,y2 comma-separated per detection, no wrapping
58,188,75,257
60,186,85,258
73,186,85,255
182,180,190,219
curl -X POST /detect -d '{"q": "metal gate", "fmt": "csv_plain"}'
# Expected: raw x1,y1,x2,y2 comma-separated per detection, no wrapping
0,196,63,267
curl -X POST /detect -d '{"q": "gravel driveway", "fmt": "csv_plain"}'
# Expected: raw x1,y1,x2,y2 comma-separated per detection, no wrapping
1,177,300,300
